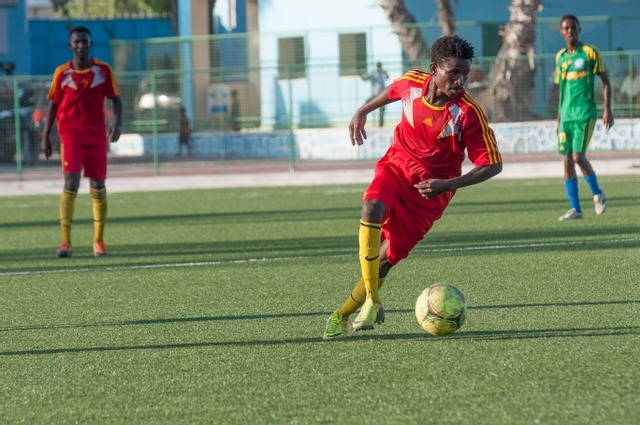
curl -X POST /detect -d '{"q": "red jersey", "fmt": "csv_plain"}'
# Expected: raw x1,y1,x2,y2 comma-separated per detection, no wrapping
47,58,120,144
384,70,501,183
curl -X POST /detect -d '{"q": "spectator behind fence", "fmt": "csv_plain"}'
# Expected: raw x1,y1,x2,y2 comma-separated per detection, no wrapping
613,47,630,90
620,65,640,110
230,89,241,131
177,106,191,157
361,62,389,127
554,14,613,222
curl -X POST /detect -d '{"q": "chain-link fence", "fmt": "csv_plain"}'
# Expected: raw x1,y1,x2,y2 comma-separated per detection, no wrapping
1,17,639,178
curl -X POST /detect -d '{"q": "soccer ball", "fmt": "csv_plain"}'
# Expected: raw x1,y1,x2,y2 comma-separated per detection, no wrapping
415,283,467,336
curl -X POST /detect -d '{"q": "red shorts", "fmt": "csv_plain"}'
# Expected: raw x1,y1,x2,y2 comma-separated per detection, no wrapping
363,162,454,265
60,139,108,180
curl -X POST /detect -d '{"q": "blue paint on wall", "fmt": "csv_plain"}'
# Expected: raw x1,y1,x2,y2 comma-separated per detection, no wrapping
0,2,30,75
29,18,174,76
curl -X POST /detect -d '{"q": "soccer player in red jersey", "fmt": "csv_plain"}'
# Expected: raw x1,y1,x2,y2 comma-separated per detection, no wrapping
40,26,123,257
323,35,502,340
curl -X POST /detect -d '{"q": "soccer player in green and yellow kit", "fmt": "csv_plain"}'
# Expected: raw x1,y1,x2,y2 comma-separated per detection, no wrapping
555,14,613,221
323,35,502,340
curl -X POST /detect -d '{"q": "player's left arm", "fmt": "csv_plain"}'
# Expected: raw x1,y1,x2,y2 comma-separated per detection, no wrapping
599,71,614,131
593,46,614,130
108,95,123,143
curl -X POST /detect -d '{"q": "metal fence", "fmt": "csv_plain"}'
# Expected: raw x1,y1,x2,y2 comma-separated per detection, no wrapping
1,17,639,178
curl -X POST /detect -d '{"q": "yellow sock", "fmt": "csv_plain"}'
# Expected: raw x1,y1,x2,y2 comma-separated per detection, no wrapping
337,277,386,319
59,190,77,244
359,220,381,303
90,187,107,242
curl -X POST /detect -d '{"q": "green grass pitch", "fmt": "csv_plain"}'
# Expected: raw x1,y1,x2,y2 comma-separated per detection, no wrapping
1,175,639,424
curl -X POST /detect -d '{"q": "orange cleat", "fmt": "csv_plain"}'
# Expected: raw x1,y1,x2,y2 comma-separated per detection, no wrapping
56,242,72,258
93,241,108,257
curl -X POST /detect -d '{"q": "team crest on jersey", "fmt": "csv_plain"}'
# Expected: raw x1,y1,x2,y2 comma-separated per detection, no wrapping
438,104,464,138
573,57,585,70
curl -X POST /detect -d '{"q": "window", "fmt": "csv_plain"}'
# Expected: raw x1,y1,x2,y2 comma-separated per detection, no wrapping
278,37,306,79
339,33,367,76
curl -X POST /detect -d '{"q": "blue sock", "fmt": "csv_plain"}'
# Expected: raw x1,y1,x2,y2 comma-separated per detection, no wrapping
564,178,581,212
583,173,602,196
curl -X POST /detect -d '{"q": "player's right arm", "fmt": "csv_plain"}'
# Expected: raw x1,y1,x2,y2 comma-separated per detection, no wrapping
40,101,58,159
349,86,394,145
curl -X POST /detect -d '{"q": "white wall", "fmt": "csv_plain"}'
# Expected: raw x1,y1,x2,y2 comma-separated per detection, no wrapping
259,0,387,33
257,0,404,129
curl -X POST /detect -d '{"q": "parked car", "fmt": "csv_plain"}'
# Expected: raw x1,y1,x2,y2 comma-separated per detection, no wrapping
0,93,34,164
133,76,182,133
0,80,51,164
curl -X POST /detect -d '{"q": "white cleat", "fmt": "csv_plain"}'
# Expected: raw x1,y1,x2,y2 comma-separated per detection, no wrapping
559,208,583,221
594,193,607,215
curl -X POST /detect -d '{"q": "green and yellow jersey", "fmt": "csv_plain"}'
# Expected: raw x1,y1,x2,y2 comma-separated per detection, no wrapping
554,42,605,122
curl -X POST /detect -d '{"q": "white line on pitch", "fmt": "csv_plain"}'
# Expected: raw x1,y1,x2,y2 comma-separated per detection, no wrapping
1,237,638,277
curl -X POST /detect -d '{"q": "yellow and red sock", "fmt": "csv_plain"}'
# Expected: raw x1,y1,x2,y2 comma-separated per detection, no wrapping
359,220,381,303
90,187,107,242
59,189,77,244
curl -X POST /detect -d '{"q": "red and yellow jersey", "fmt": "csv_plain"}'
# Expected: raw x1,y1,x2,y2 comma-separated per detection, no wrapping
47,58,119,143
383,70,501,182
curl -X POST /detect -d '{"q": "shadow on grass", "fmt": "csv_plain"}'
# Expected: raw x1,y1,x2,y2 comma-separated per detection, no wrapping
2,230,639,272
2,324,639,357
0,206,359,231
447,194,640,216
0,235,358,268
3,300,637,333
2,299,638,357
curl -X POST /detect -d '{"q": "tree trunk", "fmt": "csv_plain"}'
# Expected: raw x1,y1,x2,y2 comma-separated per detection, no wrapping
377,0,429,67
436,0,456,36
491,0,541,122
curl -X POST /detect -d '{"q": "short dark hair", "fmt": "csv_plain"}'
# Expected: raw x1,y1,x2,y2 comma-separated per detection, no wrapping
69,26,91,40
430,35,475,66
560,14,580,27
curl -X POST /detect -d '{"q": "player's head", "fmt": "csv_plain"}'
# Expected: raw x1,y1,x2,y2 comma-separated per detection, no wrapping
430,35,475,68
560,14,580,30
68,26,93,47
429,35,474,99
559,15,581,46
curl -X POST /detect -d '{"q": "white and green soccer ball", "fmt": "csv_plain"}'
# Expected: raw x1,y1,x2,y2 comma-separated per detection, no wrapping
415,283,467,336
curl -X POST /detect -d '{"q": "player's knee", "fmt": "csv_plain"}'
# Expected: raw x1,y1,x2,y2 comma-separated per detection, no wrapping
362,199,386,222
90,180,106,190
573,153,589,167
63,175,81,192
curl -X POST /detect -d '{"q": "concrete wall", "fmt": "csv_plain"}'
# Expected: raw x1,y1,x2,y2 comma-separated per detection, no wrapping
113,119,640,161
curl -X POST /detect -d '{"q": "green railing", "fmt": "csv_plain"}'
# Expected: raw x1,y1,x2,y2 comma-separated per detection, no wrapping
1,45,638,178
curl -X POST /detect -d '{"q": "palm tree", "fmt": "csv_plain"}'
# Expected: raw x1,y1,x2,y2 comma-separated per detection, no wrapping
437,0,457,36
491,0,542,122
376,0,459,66
377,0,430,67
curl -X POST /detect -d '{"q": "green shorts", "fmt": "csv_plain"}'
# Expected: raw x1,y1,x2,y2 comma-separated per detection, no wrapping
557,119,596,155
